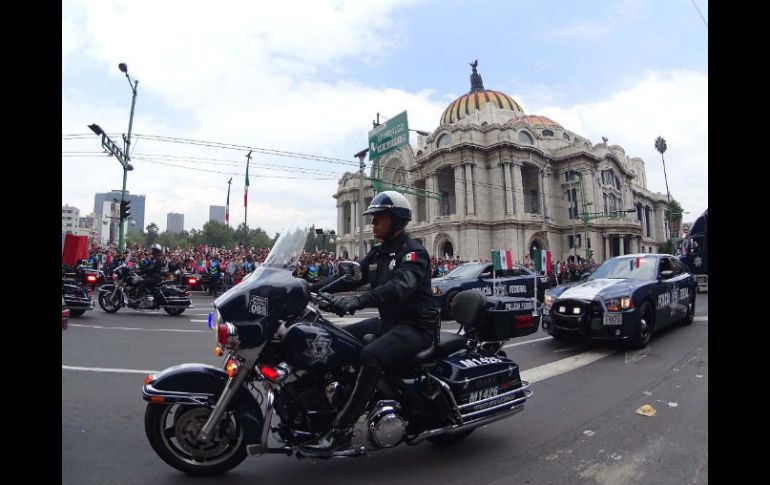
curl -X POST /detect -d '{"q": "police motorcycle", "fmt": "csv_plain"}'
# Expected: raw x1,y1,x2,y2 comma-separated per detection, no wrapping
61,264,94,317
97,261,192,316
141,222,534,476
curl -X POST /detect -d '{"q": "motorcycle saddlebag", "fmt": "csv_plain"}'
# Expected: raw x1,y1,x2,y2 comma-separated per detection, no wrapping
452,291,539,341
429,351,526,420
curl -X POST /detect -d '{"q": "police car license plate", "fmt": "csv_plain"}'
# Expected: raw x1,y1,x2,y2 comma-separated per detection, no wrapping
603,313,623,326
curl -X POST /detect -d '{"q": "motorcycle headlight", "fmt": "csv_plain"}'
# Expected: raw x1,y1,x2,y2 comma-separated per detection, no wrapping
605,296,633,312
432,286,442,296
544,292,553,309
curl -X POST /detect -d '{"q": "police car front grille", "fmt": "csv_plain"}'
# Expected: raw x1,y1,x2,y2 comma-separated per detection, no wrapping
554,299,588,316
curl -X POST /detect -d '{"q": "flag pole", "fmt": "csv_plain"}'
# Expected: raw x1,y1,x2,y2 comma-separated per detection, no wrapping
244,150,252,227
533,249,539,317
225,177,232,228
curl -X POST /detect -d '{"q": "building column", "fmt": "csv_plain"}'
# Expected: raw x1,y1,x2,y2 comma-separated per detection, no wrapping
619,235,625,256
512,161,525,216
428,174,439,221
454,164,465,216
464,163,476,215
604,235,610,261
502,162,514,215
336,204,342,236
542,167,553,219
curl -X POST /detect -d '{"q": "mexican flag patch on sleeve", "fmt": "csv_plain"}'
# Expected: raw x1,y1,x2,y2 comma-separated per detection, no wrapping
402,252,417,262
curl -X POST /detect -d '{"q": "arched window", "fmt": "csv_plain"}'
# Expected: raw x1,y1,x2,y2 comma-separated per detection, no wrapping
563,133,571,141
518,131,534,145
436,133,451,148
542,129,554,137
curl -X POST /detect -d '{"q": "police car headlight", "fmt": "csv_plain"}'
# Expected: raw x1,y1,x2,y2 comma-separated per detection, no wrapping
606,297,633,312
544,292,554,309
432,286,442,296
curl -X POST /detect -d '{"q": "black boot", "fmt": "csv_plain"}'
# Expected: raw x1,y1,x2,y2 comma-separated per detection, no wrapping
299,363,380,455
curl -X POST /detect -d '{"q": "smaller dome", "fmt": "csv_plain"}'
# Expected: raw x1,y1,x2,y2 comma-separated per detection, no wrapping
509,115,562,127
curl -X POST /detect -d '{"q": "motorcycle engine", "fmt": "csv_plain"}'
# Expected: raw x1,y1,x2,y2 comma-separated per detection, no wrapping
367,400,407,448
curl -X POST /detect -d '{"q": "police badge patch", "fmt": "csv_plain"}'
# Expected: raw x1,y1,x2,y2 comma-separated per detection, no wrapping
247,295,268,316
303,335,335,364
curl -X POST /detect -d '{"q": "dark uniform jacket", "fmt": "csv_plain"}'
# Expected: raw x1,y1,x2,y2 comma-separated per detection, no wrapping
343,231,437,329
137,256,164,281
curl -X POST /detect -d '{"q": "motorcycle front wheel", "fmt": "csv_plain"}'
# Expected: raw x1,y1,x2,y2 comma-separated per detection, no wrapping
145,403,247,476
98,292,121,313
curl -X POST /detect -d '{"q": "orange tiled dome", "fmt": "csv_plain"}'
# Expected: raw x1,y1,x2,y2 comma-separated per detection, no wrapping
508,115,562,127
440,90,524,125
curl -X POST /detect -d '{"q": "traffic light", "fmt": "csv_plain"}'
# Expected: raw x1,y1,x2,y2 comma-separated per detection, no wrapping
120,200,131,221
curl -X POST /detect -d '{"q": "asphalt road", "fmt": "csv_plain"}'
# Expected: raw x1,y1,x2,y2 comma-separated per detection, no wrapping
62,292,708,484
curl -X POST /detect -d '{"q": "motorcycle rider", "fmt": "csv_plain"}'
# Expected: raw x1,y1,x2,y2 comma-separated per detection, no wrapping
133,244,164,302
301,190,439,455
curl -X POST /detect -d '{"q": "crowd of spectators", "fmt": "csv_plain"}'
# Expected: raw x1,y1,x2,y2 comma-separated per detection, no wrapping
73,242,598,291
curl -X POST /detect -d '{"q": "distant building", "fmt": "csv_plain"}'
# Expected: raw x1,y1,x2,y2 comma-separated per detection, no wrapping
94,190,146,232
167,213,185,234
209,205,226,224
62,204,80,233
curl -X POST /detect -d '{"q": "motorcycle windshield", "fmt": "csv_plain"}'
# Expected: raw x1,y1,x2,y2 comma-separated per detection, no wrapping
213,219,313,348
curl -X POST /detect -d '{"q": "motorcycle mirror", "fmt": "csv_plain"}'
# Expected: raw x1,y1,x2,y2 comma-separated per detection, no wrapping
337,261,362,282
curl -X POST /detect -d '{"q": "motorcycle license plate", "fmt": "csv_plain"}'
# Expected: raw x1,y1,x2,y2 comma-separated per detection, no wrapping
466,386,499,404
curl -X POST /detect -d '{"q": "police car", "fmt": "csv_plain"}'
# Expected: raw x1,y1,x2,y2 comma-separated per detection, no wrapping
433,262,550,319
542,254,696,349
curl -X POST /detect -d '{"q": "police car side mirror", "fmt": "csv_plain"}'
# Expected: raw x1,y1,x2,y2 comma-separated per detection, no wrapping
479,272,492,279
659,270,674,280
338,261,362,282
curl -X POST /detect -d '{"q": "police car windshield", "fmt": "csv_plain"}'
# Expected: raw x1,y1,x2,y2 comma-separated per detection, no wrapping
444,263,486,278
589,256,656,281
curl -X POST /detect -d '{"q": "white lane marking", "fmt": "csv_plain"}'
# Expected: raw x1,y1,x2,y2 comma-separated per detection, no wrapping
553,346,579,354
693,316,707,321
520,349,616,384
190,319,208,323
68,324,208,333
503,336,553,348
62,365,158,374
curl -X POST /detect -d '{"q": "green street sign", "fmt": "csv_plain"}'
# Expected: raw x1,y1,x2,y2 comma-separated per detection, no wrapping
368,111,409,161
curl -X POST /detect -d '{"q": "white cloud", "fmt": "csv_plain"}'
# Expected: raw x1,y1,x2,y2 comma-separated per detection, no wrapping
537,69,708,218
62,0,445,235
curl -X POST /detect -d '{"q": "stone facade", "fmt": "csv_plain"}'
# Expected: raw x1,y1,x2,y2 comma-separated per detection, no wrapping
334,70,671,263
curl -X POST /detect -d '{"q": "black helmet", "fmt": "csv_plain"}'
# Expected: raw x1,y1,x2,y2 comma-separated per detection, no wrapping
362,190,412,222
151,243,163,255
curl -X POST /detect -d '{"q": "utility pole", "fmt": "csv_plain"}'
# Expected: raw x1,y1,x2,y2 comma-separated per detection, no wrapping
88,63,139,253
354,148,368,259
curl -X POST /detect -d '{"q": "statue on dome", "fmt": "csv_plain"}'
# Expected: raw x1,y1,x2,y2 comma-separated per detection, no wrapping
469,59,484,92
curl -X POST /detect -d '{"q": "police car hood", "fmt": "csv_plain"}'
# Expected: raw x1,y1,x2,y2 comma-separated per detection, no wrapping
554,278,634,301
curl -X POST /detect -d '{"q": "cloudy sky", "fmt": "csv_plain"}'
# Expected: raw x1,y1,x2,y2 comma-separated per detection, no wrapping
62,0,708,235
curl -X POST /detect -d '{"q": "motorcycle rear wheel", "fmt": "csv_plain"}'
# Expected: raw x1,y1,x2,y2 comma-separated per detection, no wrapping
164,307,186,316
145,403,247,476
68,309,86,317
98,293,121,313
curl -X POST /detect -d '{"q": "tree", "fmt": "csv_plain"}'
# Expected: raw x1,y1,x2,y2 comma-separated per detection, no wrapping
201,221,233,247
125,229,145,247
145,223,159,246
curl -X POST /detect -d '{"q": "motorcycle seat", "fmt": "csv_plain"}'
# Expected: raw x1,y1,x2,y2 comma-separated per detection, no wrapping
411,332,467,363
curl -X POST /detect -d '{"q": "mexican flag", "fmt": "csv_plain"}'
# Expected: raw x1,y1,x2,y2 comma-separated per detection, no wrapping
492,249,513,271
534,249,551,273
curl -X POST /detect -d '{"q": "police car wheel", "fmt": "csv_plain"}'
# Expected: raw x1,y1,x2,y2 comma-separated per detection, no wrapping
629,302,653,349
680,293,696,326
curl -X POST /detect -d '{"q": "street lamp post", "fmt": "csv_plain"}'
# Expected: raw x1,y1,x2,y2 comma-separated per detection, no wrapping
88,63,139,254
118,63,139,253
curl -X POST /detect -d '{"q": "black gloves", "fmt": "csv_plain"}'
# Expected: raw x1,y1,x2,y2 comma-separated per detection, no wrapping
330,295,363,317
